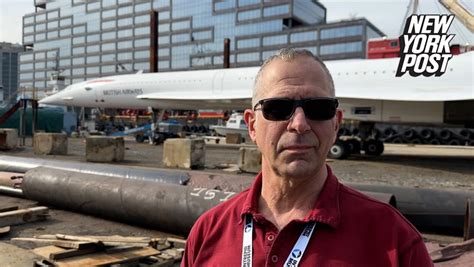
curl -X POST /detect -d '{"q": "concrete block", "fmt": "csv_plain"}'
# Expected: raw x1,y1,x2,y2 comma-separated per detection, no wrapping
163,138,205,169
0,128,18,150
226,133,242,144
238,147,261,173
86,136,124,162
34,133,68,155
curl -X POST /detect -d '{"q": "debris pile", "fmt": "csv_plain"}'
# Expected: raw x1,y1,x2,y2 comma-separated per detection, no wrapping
12,234,185,266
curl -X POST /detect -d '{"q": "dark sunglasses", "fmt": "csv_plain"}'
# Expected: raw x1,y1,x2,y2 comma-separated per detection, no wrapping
253,97,339,121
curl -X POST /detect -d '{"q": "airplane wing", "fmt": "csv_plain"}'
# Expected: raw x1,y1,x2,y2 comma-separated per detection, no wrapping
136,90,251,110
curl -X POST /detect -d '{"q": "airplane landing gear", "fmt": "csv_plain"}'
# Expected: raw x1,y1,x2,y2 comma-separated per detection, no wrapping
363,139,384,156
346,138,361,154
329,120,386,159
328,140,350,159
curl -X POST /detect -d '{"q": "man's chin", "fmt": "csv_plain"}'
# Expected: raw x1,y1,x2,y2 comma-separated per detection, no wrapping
279,160,318,179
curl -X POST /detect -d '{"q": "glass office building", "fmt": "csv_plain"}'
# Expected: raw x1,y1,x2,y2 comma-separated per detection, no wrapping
1,42,23,105
20,0,385,91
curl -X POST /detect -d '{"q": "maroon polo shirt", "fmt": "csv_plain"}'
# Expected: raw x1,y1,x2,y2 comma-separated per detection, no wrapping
182,165,432,266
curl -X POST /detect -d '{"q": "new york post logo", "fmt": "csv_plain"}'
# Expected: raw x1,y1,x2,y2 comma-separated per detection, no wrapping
396,14,455,77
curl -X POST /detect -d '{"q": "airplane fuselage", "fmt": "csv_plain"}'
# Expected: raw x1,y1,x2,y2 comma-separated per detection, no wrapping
40,52,473,125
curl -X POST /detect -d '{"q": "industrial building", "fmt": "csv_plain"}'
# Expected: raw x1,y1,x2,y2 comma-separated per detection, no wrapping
20,0,385,91
0,42,23,105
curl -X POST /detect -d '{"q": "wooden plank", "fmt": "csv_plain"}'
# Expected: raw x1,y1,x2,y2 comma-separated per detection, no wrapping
31,236,153,248
0,206,49,227
52,241,101,250
33,245,65,259
166,237,186,248
55,234,152,243
11,237,99,249
0,226,10,235
0,206,18,213
48,247,160,266
430,239,474,262
50,246,104,261
55,234,153,247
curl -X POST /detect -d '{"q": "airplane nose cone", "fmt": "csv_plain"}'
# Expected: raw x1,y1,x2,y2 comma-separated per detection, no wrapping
39,94,70,105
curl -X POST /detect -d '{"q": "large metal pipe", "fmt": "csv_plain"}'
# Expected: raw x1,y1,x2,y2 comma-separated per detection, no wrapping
0,186,23,198
22,167,236,235
0,155,188,185
13,158,473,237
360,191,397,208
21,167,398,235
348,183,474,236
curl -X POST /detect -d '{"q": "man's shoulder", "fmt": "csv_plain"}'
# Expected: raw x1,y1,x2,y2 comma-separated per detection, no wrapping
339,184,420,234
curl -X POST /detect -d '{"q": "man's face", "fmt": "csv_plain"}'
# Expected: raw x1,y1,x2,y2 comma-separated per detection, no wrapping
244,56,343,179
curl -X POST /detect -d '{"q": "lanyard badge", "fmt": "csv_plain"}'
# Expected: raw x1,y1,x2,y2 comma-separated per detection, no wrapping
241,215,253,267
241,214,317,267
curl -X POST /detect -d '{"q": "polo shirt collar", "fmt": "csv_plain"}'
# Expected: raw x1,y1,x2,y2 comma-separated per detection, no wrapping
239,165,341,229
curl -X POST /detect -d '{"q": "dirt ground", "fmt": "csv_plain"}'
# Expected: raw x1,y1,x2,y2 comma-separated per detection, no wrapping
0,137,473,265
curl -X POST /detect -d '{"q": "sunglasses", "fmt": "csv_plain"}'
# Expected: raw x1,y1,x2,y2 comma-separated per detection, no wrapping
253,97,339,121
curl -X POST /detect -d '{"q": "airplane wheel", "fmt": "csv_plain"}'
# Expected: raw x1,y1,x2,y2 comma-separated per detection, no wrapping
346,139,361,154
328,140,350,159
363,139,384,156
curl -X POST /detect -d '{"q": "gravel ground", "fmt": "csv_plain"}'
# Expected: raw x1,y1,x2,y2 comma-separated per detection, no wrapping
6,137,472,191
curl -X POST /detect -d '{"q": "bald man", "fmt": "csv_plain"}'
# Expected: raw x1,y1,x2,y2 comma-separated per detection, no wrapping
181,48,432,267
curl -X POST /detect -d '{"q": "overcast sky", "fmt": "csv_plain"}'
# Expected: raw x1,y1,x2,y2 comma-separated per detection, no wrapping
1,0,472,45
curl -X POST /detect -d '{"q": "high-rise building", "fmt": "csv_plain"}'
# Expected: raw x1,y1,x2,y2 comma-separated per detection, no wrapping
20,0,384,91
0,42,23,105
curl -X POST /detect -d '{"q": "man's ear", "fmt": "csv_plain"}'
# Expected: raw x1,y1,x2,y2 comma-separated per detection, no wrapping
333,108,343,143
244,109,257,144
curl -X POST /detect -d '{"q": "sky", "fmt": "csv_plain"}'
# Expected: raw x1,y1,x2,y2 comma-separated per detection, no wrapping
0,0,472,45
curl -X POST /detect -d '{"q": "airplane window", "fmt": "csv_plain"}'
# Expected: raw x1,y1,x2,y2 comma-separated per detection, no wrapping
85,87,92,91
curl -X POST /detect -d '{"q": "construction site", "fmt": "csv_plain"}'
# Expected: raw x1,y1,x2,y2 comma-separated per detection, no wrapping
0,134,472,266
0,0,473,266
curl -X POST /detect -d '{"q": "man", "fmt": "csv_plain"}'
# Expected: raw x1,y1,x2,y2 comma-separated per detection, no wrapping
181,48,432,266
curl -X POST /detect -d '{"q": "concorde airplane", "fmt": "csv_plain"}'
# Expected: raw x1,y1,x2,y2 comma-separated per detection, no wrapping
40,51,473,123
39,51,473,158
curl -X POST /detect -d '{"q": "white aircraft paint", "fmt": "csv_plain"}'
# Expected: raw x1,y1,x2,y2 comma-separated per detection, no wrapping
39,52,473,124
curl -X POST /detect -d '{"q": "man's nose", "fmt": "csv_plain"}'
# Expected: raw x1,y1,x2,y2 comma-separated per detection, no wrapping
287,107,311,133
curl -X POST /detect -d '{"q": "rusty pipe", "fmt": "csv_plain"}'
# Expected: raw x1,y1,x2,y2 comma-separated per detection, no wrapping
0,155,188,185
22,167,236,235
348,183,474,237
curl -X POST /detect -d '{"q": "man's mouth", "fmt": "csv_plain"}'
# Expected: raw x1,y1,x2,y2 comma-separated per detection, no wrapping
283,145,314,152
